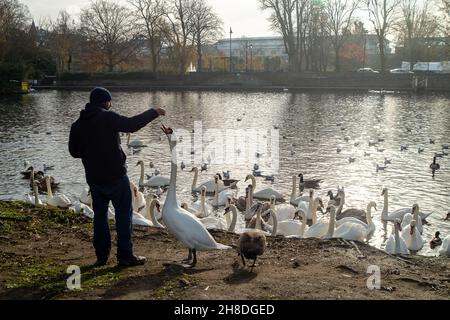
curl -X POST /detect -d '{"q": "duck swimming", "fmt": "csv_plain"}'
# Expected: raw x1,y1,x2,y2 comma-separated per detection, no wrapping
430,232,442,249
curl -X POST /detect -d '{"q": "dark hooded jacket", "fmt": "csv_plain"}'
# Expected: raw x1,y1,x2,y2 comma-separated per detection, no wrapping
69,103,159,186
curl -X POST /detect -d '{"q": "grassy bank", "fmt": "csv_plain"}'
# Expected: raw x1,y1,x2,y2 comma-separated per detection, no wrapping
0,200,448,300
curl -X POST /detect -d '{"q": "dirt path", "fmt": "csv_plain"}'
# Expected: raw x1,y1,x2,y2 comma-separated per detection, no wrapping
0,201,449,300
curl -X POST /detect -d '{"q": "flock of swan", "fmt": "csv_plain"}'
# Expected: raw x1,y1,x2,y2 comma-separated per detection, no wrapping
20,128,450,269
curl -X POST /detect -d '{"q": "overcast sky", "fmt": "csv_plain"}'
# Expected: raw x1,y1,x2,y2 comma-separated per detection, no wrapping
21,0,277,38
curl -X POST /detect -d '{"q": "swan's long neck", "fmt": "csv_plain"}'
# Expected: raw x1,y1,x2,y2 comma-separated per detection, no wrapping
366,203,375,226
213,180,219,207
250,175,256,190
33,183,39,205
139,162,144,186
290,175,297,201
201,192,206,216
336,193,345,216
30,168,35,185
127,133,130,145
166,141,178,208
191,168,198,191
149,201,164,228
326,208,336,238
311,199,320,225
269,210,277,236
228,205,238,232
270,196,276,210
299,212,307,236
413,206,419,222
394,224,400,254
382,192,389,220
256,208,262,230
46,177,53,199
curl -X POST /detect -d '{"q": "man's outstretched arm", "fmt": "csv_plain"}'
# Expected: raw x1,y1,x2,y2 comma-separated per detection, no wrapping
107,107,166,133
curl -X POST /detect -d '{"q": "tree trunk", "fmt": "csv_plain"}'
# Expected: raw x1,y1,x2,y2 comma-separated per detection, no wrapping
334,48,340,72
378,36,386,73
197,34,202,72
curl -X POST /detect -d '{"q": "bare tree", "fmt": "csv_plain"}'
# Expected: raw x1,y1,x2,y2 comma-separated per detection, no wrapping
259,0,300,72
397,0,439,70
0,0,30,60
164,0,195,75
49,11,78,73
190,0,222,72
367,0,399,73
323,0,360,72
80,0,137,72
128,0,167,73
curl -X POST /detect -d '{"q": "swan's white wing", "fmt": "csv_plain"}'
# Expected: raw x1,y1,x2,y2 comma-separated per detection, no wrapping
277,220,302,237
336,217,367,228
163,207,229,250
334,223,366,242
253,188,284,200
304,222,328,239
274,204,295,222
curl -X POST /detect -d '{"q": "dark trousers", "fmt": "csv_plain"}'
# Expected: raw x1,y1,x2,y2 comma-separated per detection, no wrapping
90,175,133,261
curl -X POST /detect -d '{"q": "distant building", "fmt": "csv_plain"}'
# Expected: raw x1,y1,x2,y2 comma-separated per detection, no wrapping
211,35,391,72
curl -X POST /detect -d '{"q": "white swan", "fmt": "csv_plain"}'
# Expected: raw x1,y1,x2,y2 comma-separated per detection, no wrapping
213,175,234,207
183,186,211,218
438,236,450,257
246,174,285,201
127,133,147,148
25,181,43,206
144,197,164,228
304,205,336,239
45,176,72,209
269,193,296,223
401,220,423,252
335,201,377,242
276,210,308,237
130,181,146,213
74,201,94,219
384,219,410,255
191,167,228,194
137,160,170,188
161,125,230,267
197,198,240,232
381,188,433,223
401,204,424,234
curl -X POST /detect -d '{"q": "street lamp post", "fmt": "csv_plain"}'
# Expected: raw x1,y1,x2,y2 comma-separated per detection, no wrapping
250,44,253,72
229,27,233,73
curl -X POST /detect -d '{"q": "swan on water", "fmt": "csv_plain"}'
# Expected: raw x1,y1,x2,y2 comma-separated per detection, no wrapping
127,133,147,148
334,201,377,242
245,174,284,201
191,167,229,195
181,187,211,218
212,175,234,207
161,124,230,268
401,220,424,252
381,188,433,224
401,204,424,234
384,219,410,255
137,160,170,188
25,181,43,206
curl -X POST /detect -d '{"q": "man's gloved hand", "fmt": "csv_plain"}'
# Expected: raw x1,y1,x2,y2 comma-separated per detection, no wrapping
154,107,166,116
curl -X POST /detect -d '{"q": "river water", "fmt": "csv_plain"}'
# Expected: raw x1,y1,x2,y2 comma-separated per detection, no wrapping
0,90,449,256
